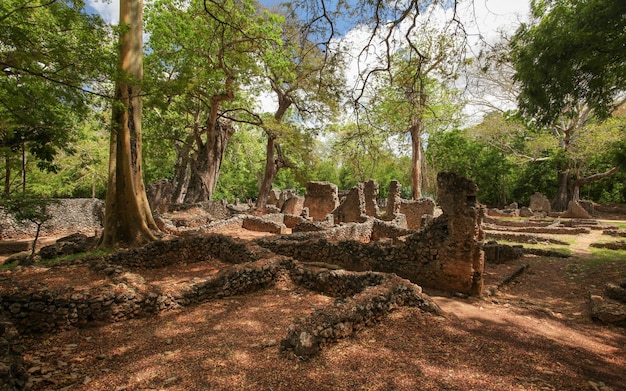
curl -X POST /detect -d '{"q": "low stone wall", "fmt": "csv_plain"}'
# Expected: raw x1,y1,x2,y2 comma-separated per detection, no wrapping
242,216,288,234
0,235,441,360
590,241,626,250
0,314,28,391
1,258,287,334
105,234,265,268
484,231,569,245
0,198,104,240
483,242,524,264
280,273,441,358
482,223,589,235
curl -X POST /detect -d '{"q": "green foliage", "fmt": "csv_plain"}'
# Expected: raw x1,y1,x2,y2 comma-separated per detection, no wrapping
426,128,513,206
512,0,626,125
213,125,265,201
0,0,114,180
510,159,557,205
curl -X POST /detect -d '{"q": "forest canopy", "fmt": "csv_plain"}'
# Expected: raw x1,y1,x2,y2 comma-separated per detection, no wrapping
1,0,624,222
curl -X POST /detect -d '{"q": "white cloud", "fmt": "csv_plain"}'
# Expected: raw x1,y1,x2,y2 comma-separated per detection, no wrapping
87,0,120,25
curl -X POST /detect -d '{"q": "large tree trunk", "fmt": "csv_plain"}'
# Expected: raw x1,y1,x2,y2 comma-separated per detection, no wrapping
571,166,620,204
552,169,570,212
100,0,159,248
183,120,234,203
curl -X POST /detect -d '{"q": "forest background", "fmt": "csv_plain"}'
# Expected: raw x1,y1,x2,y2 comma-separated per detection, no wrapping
2,0,625,213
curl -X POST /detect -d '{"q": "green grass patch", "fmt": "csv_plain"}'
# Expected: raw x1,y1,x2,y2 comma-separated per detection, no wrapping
587,248,626,268
495,239,572,256
1,249,113,271
607,221,626,229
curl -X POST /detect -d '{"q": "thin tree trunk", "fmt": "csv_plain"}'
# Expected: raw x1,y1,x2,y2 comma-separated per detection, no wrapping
100,0,159,248
410,123,423,200
171,134,194,204
21,143,26,192
4,148,10,195
31,222,42,257
256,136,277,209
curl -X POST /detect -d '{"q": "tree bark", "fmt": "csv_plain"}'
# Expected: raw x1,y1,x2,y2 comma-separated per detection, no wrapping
552,168,570,212
256,135,289,208
182,120,235,203
410,122,423,199
170,134,194,204
570,166,620,202
100,0,159,248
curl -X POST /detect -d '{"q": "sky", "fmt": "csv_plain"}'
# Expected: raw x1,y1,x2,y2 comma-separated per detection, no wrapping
87,0,530,37
86,0,531,117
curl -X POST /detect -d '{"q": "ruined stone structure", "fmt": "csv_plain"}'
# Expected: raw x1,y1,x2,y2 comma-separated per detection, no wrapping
262,172,485,295
530,192,551,214
363,180,380,218
332,183,367,224
280,195,304,216
386,180,402,216
399,198,435,230
562,200,593,219
0,234,440,362
303,181,340,221
0,199,104,241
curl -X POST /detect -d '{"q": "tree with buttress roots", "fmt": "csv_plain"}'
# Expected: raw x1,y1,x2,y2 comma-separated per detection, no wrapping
100,0,160,248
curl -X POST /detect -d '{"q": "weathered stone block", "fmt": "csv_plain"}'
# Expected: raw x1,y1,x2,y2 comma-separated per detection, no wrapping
303,182,340,221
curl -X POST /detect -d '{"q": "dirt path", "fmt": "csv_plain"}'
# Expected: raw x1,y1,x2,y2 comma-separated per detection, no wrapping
430,228,625,390
9,227,626,390
570,229,604,257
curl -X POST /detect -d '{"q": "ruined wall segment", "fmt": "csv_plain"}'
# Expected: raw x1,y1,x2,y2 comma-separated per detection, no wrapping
363,180,380,218
261,173,485,295
399,198,435,230
303,182,340,221
332,183,367,224
430,172,484,295
386,180,402,216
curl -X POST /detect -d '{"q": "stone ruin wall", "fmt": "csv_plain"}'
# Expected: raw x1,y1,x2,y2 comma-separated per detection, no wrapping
0,198,104,241
260,172,484,296
0,233,440,354
303,181,340,221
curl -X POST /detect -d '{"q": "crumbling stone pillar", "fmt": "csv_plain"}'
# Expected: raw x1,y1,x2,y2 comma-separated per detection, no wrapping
303,182,340,221
386,180,402,216
530,192,551,214
332,183,367,224
363,180,380,218
435,172,484,296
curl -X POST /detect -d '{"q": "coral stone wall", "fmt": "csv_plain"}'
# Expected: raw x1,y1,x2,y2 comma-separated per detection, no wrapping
0,199,104,240
303,182,340,221
258,173,485,295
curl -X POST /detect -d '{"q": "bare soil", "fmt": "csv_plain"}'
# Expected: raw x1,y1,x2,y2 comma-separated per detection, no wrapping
5,224,626,391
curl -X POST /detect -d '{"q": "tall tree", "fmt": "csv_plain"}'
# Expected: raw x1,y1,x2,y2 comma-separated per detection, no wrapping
100,0,160,248
512,0,626,126
0,0,113,194
511,0,626,209
255,15,345,208
144,0,283,203
367,25,464,199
